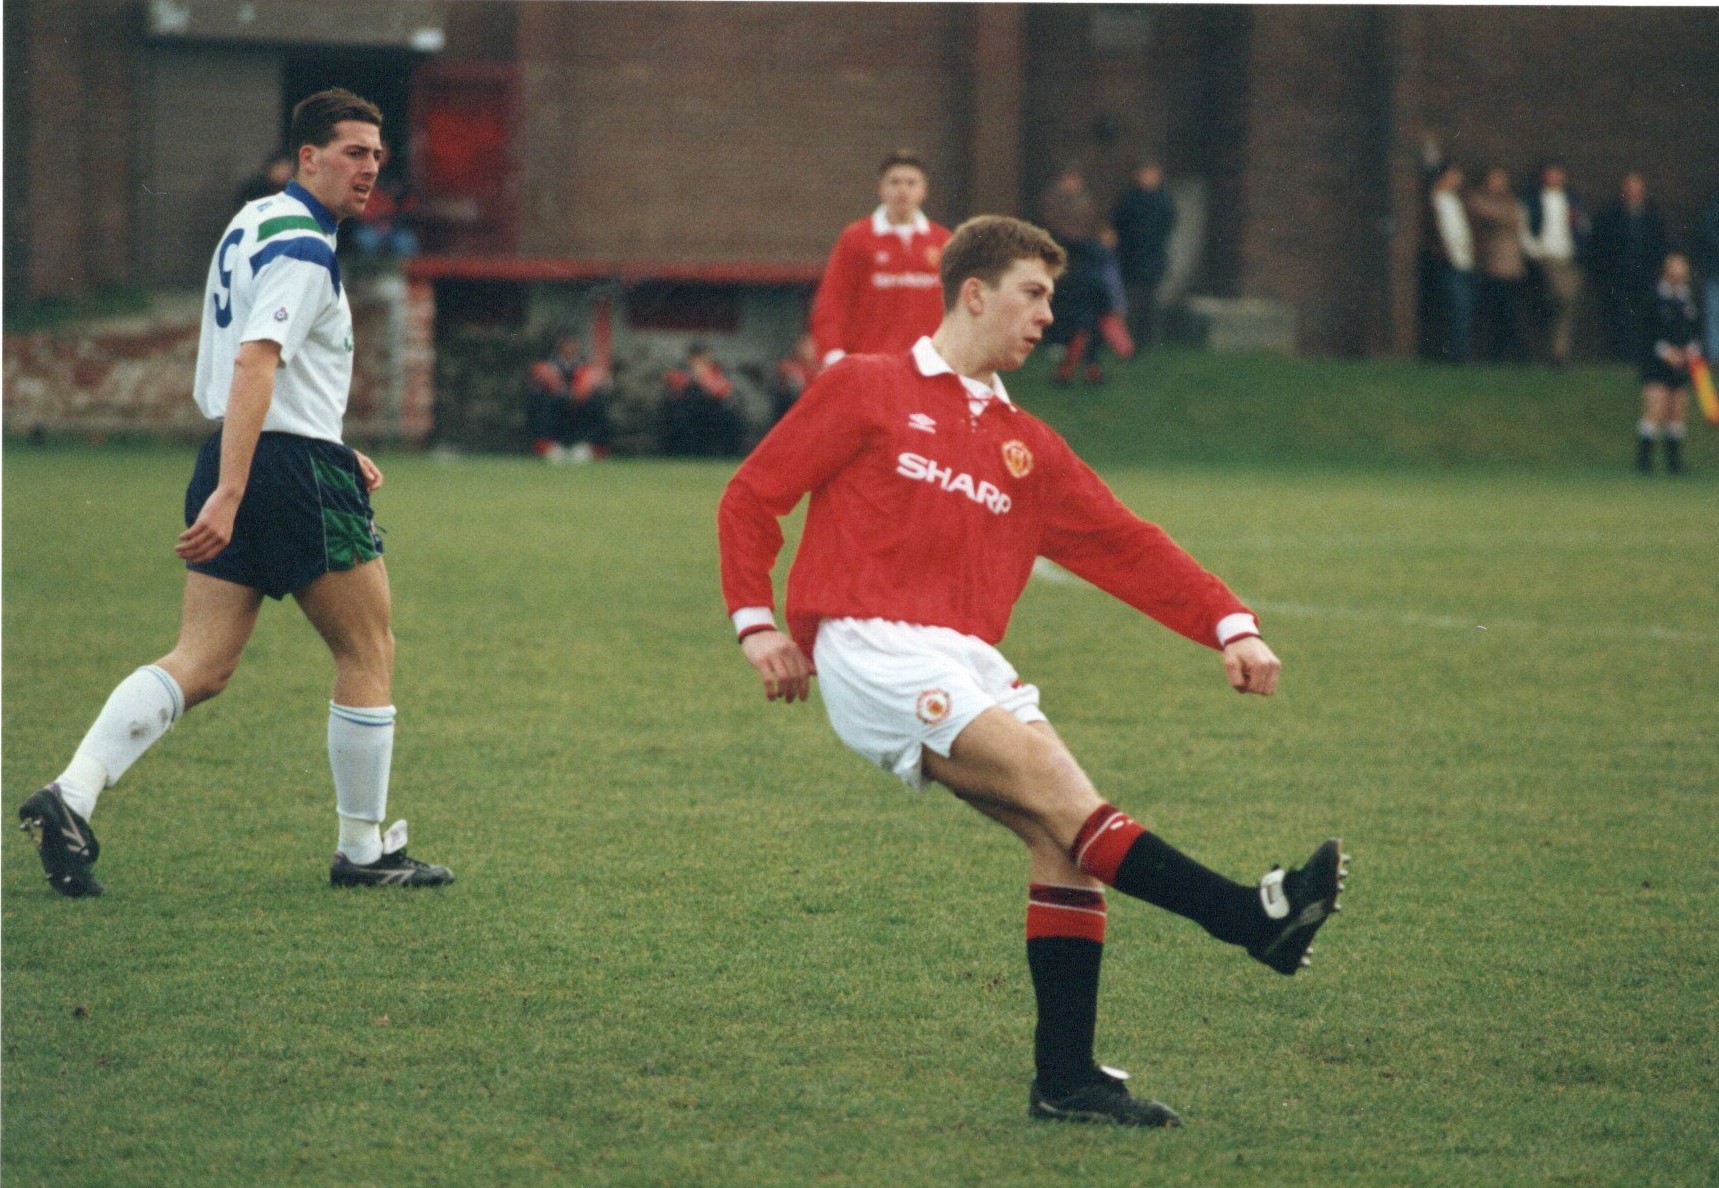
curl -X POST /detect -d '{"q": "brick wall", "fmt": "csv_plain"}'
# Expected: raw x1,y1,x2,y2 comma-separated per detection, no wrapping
8,1,1718,377
13,0,138,302
510,2,970,264
1235,8,1396,355
1409,6,1719,234
1237,6,1719,354
2,278,431,445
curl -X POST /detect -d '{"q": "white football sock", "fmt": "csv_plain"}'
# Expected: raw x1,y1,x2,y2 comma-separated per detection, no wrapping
329,703,395,864
57,665,185,819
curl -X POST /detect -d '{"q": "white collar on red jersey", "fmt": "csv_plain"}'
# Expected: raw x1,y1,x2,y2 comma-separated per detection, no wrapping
872,206,932,237
912,336,1012,408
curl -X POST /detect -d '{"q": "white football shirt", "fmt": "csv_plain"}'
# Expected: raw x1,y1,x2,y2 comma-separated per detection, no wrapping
194,180,354,443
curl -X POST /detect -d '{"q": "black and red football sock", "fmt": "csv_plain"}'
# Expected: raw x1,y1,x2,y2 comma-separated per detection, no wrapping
1026,883,1107,1096
1071,803,1264,946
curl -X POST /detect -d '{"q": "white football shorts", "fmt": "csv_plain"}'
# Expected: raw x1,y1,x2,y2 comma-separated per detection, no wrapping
814,617,1047,791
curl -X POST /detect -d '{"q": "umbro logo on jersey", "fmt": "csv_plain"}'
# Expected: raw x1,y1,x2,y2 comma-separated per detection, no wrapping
908,413,937,434
274,307,289,322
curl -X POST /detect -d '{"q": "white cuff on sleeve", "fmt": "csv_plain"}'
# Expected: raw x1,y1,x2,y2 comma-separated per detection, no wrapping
1216,613,1260,646
822,349,846,368
732,607,777,638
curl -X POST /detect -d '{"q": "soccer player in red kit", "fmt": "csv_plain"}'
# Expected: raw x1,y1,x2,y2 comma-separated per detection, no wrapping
719,216,1348,1128
808,150,953,369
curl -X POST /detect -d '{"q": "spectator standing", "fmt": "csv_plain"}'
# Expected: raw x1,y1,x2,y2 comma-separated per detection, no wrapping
1040,167,1131,384
1110,161,1177,351
1466,166,1530,363
1591,172,1669,363
661,343,744,457
809,150,952,368
1521,159,1590,367
528,335,614,463
1636,252,1702,475
1423,162,1476,364
1696,190,1719,363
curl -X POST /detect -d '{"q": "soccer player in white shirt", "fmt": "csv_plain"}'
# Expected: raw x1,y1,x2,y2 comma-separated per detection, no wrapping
19,89,453,895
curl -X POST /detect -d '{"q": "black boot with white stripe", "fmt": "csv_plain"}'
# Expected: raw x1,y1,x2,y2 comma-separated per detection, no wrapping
1249,838,1348,975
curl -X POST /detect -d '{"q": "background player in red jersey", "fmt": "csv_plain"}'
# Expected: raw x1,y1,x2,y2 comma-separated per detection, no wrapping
720,215,1347,1128
808,149,954,369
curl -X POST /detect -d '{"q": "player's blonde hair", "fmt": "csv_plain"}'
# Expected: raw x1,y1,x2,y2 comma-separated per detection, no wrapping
940,216,1067,311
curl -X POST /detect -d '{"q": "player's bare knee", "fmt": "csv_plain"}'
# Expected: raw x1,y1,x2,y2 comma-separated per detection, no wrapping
174,657,239,707
327,626,392,675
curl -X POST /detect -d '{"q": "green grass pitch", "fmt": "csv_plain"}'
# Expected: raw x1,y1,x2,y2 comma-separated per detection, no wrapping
4,352,1718,1184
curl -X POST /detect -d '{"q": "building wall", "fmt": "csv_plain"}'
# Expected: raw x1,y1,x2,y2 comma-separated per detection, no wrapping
3,279,431,444
1237,5,1719,354
7,2,1719,370
1408,6,1719,229
510,2,971,264
1234,7,1396,355
13,0,139,303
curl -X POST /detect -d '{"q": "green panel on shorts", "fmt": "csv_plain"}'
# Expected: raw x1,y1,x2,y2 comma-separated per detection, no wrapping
323,508,381,569
313,457,360,495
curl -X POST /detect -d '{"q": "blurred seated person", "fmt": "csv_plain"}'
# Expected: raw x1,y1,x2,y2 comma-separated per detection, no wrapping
771,333,820,424
350,168,420,263
661,343,745,457
528,336,614,463
234,153,293,208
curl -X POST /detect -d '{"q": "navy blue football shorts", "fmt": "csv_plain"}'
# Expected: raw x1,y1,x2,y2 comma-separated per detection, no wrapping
185,430,384,600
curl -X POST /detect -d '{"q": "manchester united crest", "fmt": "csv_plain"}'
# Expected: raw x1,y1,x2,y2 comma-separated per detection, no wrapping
926,245,943,267
916,688,952,725
1001,440,1034,479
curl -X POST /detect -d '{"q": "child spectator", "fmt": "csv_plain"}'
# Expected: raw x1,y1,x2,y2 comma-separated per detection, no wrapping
1636,252,1702,475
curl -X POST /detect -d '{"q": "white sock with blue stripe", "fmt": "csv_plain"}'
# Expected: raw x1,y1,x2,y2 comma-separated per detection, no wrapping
57,664,185,819
329,703,395,865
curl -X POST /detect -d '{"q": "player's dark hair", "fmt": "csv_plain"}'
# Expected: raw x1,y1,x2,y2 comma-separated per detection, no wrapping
288,88,383,158
939,216,1066,310
879,148,927,177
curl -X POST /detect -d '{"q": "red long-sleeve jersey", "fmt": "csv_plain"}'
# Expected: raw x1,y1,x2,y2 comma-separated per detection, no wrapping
808,209,952,362
718,342,1255,656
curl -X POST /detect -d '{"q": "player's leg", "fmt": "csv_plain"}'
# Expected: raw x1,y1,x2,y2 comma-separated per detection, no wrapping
928,718,1182,1127
294,559,451,887
1639,382,1668,473
1550,263,1582,366
927,708,1346,973
1665,386,1688,474
19,572,261,897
